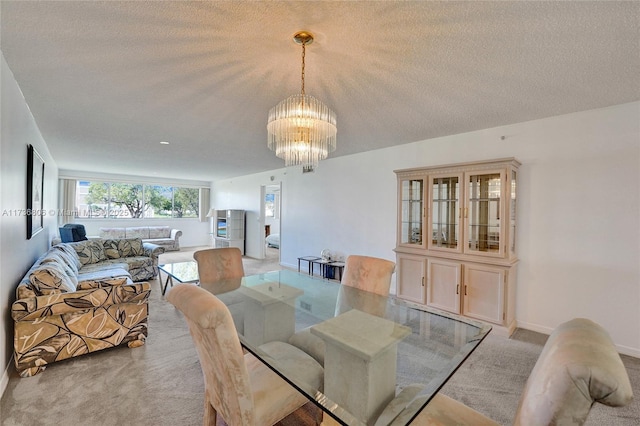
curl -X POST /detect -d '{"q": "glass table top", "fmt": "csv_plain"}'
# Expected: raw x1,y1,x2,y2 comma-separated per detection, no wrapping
158,261,199,283
199,269,491,425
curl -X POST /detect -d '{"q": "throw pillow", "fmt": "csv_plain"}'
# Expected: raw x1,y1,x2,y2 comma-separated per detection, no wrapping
102,239,121,259
29,263,77,295
71,240,107,265
120,238,144,256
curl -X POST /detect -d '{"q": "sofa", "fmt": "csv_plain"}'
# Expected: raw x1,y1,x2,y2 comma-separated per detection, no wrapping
100,226,182,251
12,238,164,377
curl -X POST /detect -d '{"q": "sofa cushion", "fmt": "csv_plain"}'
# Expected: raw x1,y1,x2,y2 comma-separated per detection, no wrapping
71,240,107,265
99,227,126,239
102,238,144,259
78,264,129,277
29,263,77,295
77,276,132,291
148,226,171,239
120,256,154,270
126,227,149,239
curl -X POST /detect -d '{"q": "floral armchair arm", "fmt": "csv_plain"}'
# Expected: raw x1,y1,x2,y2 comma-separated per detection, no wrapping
12,282,151,322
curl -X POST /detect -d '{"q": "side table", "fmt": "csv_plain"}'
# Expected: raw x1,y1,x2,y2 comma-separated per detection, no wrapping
298,256,321,274
326,261,345,281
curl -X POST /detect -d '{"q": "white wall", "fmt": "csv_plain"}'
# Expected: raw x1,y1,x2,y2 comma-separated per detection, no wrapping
212,102,640,357
1,53,60,392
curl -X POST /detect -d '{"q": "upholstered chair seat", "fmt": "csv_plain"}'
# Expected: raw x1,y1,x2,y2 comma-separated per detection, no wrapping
167,283,324,426
409,318,633,426
289,255,396,365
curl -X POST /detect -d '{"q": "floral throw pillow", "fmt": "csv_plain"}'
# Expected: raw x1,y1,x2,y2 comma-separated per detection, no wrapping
118,238,144,257
71,240,107,265
102,239,121,259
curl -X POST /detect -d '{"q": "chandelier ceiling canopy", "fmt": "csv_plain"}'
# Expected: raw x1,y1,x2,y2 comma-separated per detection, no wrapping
267,31,337,173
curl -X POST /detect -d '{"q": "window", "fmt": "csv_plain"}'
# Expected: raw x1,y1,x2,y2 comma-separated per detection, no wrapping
265,193,276,217
265,191,280,218
75,181,200,219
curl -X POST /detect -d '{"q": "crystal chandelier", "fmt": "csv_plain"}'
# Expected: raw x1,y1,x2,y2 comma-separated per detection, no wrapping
267,31,337,172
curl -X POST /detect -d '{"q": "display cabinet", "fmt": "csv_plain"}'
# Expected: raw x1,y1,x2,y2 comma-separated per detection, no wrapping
395,158,520,335
214,209,245,255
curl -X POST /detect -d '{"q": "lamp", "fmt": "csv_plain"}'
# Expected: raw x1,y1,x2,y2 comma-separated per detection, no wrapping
206,208,216,218
267,31,337,173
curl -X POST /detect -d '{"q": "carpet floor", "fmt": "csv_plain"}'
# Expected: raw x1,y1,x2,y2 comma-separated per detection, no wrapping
1,246,638,425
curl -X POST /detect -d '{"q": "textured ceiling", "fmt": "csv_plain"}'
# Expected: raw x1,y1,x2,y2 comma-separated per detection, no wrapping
2,1,639,181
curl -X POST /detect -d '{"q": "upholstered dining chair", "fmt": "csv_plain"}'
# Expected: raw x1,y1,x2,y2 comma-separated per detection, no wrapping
193,247,245,282
340,255,396,296
167,283,324,426
335,255,396,316
382,318,633,425
193,247,246,333
289,255,396,366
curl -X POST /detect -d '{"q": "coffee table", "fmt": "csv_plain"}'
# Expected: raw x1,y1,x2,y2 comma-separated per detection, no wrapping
158,261,199,295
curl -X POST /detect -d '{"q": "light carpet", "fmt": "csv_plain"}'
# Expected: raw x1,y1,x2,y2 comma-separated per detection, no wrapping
1,247,638,425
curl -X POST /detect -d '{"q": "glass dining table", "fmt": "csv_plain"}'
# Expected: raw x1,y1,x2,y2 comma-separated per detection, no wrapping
198,269,491,426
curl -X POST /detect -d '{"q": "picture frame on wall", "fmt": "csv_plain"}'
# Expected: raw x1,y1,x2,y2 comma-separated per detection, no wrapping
27,144,45,239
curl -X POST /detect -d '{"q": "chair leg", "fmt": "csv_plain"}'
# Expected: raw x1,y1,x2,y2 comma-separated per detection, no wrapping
203,399,217,426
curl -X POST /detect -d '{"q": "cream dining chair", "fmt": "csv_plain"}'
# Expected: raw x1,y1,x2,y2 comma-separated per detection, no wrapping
167,283,324,426
289,255,396,366
193,247,245,282
380,318,633,426
193,247,246,334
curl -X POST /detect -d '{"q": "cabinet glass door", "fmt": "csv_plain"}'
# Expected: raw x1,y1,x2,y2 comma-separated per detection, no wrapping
400,178,424,246
429,175,461,251
467,172,502,254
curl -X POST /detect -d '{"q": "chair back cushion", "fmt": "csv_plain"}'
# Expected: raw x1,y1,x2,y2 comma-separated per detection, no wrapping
59,227,75,243
166,284,256,425
61,224,88,241
513,318,633,425
194,248,245,284
341,255,395,296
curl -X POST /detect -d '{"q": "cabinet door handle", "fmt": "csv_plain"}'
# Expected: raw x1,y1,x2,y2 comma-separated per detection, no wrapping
422,277,425,287
464,285,468,296
456,284,459,295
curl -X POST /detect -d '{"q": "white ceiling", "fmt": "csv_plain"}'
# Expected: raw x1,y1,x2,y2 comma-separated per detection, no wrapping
1,1,638,182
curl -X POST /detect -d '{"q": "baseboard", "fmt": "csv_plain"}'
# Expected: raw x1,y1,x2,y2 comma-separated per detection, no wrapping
280,261,297,271
515,320,554,336
516,320,640,359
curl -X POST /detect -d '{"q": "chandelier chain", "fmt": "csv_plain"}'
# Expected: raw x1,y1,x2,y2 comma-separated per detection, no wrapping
301,40,306,95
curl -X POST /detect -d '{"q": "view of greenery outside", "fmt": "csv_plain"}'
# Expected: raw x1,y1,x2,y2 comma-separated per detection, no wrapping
76,181,200,219
265,193,275,217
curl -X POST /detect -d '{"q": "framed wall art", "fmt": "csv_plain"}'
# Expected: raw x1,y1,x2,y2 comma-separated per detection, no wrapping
27,144,45,239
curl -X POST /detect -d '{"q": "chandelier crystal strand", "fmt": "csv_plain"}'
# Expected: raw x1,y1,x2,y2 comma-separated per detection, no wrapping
267,31,337,171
